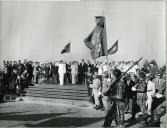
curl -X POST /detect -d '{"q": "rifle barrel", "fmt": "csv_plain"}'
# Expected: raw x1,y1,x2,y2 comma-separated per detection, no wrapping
135,65,164,88
107,57,143,95
120,57,143,79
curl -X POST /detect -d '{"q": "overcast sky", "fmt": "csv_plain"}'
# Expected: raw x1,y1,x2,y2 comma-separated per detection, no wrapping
0,1,166,66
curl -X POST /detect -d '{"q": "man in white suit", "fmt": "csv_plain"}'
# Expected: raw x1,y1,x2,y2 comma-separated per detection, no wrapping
146,75,155,115
58,60,66,85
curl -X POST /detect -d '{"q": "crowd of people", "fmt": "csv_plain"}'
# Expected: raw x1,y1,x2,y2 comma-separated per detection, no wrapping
87,60,166,127
0,59,141,95
0,58,166,127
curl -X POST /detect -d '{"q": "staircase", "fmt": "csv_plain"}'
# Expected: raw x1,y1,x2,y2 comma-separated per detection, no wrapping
25,84,90,101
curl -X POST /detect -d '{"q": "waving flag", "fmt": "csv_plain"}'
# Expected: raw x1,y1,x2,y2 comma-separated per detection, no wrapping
61,42,70,54
84,16,108,59
108,40,118,55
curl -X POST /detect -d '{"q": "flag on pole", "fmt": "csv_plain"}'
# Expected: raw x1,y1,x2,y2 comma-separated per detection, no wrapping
84,16,108,59
108,40,118,55
61,42,70,54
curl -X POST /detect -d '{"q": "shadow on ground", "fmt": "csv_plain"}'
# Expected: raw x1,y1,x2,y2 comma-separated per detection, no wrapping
26,117,104,127
0,112,104,127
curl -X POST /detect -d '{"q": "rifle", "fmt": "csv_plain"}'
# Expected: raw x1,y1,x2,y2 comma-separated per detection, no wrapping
133,65,166,89
104,57,143,96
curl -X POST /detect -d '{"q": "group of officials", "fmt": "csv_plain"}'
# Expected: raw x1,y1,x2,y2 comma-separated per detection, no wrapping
0,58,166,127
0,59,87,96
0,59,139,96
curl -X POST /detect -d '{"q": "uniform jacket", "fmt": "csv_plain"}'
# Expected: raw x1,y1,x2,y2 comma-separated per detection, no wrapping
113,80,126,101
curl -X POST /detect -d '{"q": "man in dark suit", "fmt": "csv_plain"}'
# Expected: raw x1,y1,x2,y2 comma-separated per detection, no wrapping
124,74,136,120
52,62,59,84
78,59,88,84
65,62,71,84
26,61,33,85
44,62,50,83
153,73,165,94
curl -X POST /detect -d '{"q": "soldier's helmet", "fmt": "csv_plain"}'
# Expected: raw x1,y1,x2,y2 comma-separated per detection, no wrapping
113,69,121,78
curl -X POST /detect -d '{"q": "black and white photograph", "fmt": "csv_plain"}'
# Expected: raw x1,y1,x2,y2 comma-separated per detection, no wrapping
0,1,166,127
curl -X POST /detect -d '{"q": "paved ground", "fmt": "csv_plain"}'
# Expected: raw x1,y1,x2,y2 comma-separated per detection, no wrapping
0,101,105,127
0,99,166,127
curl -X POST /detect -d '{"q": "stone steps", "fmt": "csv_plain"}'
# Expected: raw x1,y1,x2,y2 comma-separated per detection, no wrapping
25,84,89,101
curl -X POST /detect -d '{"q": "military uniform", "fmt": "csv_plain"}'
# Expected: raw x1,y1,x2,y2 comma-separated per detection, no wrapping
92,77,101,108
101,77,111,114
136,81,147,114
135,81,148,126
103,79,125,127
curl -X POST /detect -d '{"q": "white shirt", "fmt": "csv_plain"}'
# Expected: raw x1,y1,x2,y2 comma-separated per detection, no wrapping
58,63,66,74
103,64,108,72
147,80,155,95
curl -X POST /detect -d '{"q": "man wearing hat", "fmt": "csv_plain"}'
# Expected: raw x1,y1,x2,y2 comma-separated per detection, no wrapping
103,69,125,128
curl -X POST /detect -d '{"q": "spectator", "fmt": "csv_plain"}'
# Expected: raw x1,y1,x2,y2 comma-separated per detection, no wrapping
58,60,66,85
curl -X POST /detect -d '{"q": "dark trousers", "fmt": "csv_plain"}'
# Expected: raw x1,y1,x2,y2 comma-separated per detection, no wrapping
125,98,133,113
3,80,9,94
27,74,33,83
86,82,91,96
36,73,39,83
104,101,125,127
65,73,71,84
78,72,86,84
0,81,4,102
52,74,59,84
